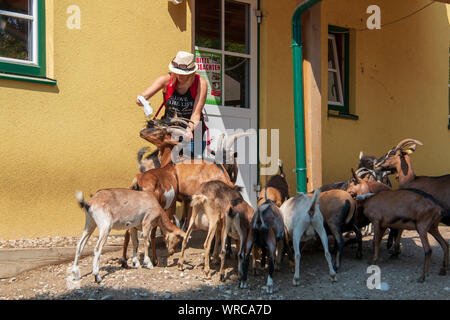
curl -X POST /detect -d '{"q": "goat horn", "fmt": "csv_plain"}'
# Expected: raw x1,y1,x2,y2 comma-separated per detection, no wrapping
169,117,195,126
395,138,423,151
350,168,361,183
166,127,188,138
216,133,225,152
225,132,253,150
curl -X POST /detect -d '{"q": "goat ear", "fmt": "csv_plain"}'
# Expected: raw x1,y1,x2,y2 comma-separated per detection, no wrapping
351,168,359,184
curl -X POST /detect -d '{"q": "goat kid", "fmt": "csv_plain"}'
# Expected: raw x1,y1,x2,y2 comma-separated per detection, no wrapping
73,189,185,283
240,200,287,294
178,181,253,281
257,159,289,207
356,189,449,282
280,189,337,286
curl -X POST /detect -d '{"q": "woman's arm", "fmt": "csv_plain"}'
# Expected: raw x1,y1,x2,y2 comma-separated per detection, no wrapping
189,76,208,131
136,74,171,106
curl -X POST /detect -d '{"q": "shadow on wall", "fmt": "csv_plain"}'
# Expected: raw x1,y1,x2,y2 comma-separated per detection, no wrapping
168,0,187,32
0,79,60,94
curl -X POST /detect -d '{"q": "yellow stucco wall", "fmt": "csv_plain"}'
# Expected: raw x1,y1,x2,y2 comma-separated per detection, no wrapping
322,0,450,186
0,0,193,238
259,1,300,194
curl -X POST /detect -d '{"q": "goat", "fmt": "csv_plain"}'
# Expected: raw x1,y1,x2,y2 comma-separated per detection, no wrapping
257,159,289,207
375,138,450,226
209,132,253,184
177,180,254,281
279,189,337,285
137,147,161,173
240,200,286,294
375,139,450,256
358,151,392,187
318,189,357,271
345,169,393,254
73,189,185,283
356,189,449,282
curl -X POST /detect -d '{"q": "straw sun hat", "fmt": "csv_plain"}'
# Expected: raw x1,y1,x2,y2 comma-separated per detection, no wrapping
168,51,198,75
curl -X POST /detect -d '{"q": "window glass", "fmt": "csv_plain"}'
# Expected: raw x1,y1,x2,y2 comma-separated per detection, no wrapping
328,35,344,106
0,0,32,15
225,0,249,54
195,0,221,50
0,16,32,60
225,55,249,108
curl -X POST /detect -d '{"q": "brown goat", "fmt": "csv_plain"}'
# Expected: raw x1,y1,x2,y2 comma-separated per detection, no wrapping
178,180,254,281
357,189,448,282
257,160,289,207
240,200,287,294
375,138,450,226
317,190,357,271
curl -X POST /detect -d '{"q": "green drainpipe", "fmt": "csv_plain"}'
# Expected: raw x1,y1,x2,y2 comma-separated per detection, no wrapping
292,0,322,193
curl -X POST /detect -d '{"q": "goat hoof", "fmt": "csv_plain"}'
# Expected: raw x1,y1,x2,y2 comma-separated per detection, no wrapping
330,274,337,282
239,281,247,289
417,276,425,283
439,268,447,276
266,286,273,294
94,274,102,284
120,259,129,269
292,278,300,286
220,274,225,282
177,263,184,271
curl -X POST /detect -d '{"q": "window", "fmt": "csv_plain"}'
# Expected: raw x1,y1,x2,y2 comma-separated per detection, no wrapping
328,26,351,117
195,0,251,108
0,0,47,78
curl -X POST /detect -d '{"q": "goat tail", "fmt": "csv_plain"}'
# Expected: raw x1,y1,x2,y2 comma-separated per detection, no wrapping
191,194,208,208
278,159,285,178
343,199,355,225
308,188,321,217
75,191,91,214
311,188,320,205
253,203,270,231
137,147,150,163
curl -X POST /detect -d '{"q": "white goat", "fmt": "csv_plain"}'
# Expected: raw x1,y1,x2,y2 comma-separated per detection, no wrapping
73,189,185,283
279,189,337,286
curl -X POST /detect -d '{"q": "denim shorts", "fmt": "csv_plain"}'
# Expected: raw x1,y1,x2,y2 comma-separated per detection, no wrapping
187,140,207,158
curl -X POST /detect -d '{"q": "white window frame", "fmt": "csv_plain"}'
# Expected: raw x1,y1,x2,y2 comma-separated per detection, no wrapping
0,0,39,66
328,34,344,107
193,0,255,112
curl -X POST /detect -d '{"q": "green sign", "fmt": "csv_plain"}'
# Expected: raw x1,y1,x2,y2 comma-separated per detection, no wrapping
195,50,222,106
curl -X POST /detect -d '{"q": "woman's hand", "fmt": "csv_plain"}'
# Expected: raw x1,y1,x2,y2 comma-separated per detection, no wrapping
136,95,145,106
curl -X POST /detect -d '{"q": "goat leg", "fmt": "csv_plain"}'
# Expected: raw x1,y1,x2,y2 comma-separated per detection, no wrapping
150,226,158,266
239,234,254,289
417,227,432,283
142,216,155,269
92,228,109,284
371,223,386,266
71,219,96,280
203,218,219,279
352,223,363,259
130,228,141,268
266,241,276,294
428,226,449,276
120,230,131,268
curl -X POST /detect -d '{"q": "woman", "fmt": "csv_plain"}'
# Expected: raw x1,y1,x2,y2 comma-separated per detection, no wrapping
137,51,208,156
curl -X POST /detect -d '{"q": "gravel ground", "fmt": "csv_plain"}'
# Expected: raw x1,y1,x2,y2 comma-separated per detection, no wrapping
0,227,449,300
